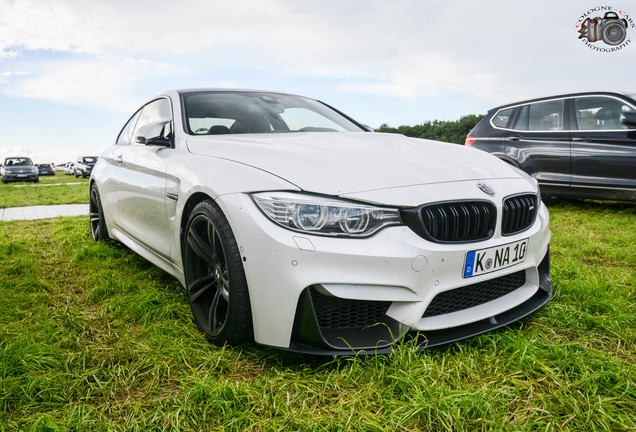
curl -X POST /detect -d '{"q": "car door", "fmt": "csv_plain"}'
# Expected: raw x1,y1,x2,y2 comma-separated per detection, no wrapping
503,99,571,188
569,95,636,192
106,98,174,260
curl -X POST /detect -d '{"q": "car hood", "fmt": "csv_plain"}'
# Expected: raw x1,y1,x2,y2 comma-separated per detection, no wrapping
186,132,525,196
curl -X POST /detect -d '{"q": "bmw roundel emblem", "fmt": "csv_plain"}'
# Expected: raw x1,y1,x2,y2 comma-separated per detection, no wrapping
477,183,495,196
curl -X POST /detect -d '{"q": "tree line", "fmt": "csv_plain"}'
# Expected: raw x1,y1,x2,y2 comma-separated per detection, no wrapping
375,114,484,145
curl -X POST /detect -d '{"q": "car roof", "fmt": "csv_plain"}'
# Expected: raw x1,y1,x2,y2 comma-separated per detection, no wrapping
173,88,299,97
493,90,636,111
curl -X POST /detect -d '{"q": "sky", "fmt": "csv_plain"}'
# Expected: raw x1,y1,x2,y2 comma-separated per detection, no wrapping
1,0,635,164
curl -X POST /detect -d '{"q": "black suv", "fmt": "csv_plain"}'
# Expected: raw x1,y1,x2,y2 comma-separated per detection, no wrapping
75,156,98,178
466,91,636,201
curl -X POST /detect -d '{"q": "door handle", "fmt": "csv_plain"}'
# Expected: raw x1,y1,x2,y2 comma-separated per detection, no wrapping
507,135,522,141
572,136,591,142
113,155,123,165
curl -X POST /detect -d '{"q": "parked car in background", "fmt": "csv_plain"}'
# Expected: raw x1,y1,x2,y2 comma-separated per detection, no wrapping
1,157,39,183
90,88,552,355
75,156,98,178
64,163,75,175
37,163,56,176
466,91,636,201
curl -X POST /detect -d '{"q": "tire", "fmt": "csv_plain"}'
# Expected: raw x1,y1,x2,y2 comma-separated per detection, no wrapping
183,200,253,346
75,171,80,178
89,183,109,241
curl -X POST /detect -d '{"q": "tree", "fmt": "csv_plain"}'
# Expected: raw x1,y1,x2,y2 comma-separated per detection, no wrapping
375,114,484,145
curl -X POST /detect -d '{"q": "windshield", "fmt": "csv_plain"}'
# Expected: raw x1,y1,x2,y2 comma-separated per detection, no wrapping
83,157,97,163
4,157,34,166
182,91,365,135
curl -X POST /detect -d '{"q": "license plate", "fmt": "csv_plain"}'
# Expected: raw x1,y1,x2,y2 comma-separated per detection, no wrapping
464,239,528,278
17,174,27,178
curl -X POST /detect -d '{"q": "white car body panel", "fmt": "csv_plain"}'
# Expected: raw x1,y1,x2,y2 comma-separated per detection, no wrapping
186,132,523,196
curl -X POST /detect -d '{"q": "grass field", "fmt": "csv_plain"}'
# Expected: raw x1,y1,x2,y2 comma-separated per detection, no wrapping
0,174,89,208
0,197,634,431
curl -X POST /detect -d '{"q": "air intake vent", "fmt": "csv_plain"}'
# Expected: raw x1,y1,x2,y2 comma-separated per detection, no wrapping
309,288,390,329
402,201,496,243
502,194,538,235
423,270,526,318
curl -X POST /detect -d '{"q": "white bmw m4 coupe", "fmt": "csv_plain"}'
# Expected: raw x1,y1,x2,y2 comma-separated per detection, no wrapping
90,89,552,355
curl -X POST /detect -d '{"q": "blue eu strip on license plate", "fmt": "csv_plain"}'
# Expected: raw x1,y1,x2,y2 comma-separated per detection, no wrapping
464,239,528,278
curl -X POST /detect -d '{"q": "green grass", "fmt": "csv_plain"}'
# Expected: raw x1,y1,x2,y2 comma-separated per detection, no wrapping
38,173,90,185
0,175,89,208
0,201,634,431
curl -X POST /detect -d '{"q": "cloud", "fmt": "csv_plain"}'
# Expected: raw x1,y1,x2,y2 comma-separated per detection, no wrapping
0,146,34,161
4,56,181,111
1,0,635,112
0,49,18,60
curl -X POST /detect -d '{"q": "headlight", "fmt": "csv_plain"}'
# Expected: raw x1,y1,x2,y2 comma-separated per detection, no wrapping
251,191,402,237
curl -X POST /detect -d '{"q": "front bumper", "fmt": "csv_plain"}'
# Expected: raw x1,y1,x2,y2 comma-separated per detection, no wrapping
285,250,551,355
2,173,38,182
218,189,552,355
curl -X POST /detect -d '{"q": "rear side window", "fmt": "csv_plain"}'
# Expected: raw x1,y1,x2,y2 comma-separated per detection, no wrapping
574,97,635,130
492,108,514,128
528,100,564,131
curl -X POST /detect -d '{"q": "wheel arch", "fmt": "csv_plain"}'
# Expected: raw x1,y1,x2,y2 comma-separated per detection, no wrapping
179,191,214,251
179,192,255,345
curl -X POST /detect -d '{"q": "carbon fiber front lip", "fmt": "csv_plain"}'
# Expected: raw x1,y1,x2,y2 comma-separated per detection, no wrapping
271,283,552,356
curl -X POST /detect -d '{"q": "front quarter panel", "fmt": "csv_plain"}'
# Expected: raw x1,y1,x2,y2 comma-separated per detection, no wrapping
167,142,300,275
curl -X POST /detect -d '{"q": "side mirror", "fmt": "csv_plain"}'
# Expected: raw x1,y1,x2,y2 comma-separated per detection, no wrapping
620,111,636,128
135,120,173,147
146,136,171,146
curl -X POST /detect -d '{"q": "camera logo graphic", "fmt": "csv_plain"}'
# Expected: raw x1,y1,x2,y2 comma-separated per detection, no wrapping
576,7,634,52
579,12,628,45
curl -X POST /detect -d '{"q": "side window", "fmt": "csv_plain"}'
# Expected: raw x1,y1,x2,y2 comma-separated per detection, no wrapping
492,108,514,128
117,111,141,145
131,98,172,145
512,105,529,131
528,100,564,131
574,97,635,130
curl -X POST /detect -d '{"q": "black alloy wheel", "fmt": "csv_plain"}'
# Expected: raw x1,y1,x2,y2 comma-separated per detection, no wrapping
89,183,109,241
183,200,253,346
